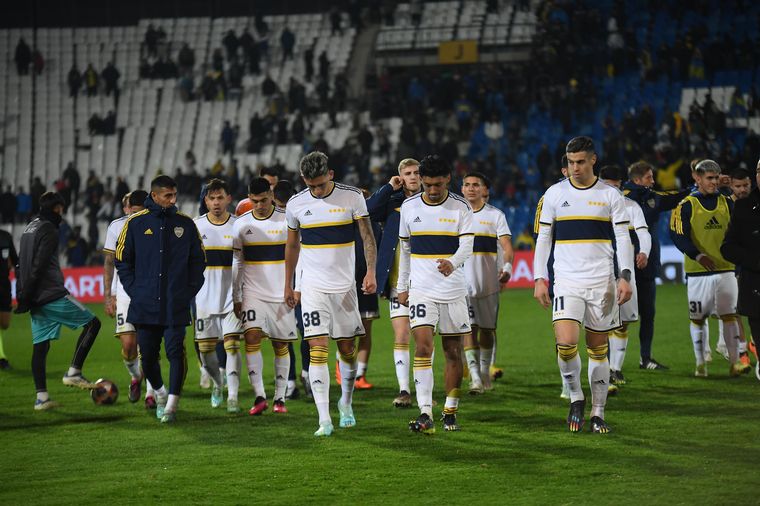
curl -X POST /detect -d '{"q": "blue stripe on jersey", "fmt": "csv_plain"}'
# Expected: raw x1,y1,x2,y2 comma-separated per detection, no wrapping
554,219,613,242
205,249,233,268
473,235,497,254
243,243,285,263
410,234,460,256
300,222,354,246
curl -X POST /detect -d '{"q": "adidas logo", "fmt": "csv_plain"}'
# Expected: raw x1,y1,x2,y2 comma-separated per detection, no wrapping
355,326,363,333
562,373,574,379
305,210,312,216
460,323,468,329
144,228,153,235
276,375,285,380
413,216,422,223
704,216,722,229
245,230,253,235
288,331,295,337
561,201,571,207
229,371,238,376
202,234,207,239
312,379,323,385
395,360,404,365
414,379,421,385
593,379,606,385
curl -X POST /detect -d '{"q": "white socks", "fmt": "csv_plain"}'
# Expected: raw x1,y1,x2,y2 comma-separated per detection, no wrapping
393,343,410,392
608,329,628,372
587,344,609,419
413,356,434,417
557,344,584,403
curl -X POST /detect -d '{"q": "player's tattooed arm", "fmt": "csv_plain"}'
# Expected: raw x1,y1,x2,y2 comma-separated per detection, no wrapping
103,252,116,317
284,228,301,308
357,217,377,294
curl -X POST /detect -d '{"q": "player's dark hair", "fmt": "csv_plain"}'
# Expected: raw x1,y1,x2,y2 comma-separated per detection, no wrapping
39,191,65,211
273,180,296,203
627,161,653,180
260,166,280,179
731,168,751,180
599,165,624,182
418,154,451,178
566,136,595,154
561,154,568,168
150,175,177,191
248,177,272,196
464,171,491,189
128,190,149,207
205,178,229,195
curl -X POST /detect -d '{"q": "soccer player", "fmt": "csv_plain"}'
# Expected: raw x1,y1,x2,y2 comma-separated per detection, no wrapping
670,160,750,377
236,166,280,216
284,151,377,437
397,154,474,434
460,172,513,393
0,227,18,370
534,137,633,434
16,192,102,410
116,176,206,423
233,177,298,415
623,162,690,370
103,190,157,406
366,158,421,407
599,166,651,391
194,179,243,413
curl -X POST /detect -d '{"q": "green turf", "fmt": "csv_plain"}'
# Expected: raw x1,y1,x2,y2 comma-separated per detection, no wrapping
1,284,758,505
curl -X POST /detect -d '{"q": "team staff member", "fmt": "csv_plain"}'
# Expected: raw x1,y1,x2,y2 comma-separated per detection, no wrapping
116,176,206,423
623,162,690,370
16,192,102,410
0,227,18,370
721,161,760,380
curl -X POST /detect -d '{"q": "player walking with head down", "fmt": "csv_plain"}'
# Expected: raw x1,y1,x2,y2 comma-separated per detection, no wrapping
533,137,633,434
397,155,475,434
233,177,299,415
284,151,377,437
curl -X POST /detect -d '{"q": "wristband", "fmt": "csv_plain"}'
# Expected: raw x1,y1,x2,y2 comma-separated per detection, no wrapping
502,262,513,276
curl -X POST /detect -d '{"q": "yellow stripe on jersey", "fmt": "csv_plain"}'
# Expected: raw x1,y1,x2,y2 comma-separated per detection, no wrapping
301,241,355,249
555,239,612,244
205,266,232,270
670,203,684,235
244,260,286,265
474,233,497,237
534,196,544,234
300,220,353,229
555,215,611,222
115,209,149,260
204,246,234,251
411,253,453,258
243,241,287,246
411,230,459,236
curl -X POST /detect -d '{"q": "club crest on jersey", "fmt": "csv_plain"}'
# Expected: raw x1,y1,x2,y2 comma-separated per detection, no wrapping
647,198,656,208
174,227,184,238
561,201,570,207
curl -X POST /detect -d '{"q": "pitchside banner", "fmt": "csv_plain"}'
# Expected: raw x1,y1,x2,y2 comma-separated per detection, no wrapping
8,247,688,303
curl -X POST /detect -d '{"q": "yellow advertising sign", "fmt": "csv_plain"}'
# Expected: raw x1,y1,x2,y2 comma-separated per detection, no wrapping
438,40,478,64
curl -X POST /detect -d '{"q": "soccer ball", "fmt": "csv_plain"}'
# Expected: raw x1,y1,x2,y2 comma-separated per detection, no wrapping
91,379,119,405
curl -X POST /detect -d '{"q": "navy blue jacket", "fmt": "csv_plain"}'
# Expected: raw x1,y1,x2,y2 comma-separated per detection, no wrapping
366,183,412,297
115,197,206,327
623,182,689,279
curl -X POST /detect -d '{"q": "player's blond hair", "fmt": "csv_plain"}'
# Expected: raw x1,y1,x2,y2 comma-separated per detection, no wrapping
397,158,419,174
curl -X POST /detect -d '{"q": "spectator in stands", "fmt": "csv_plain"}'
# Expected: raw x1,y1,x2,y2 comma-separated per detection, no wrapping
0,187,16,223
96,192,117,223
281,26,295,62
139,58,151,79
410,0,422,26
514,226,535,251
261,74,277,97
254,12,269,37
85,171,104,216
184,150,197,173
32,49,44,75
358,126,373,156
334,73,348,110
14,38,31,75
319,51,330,81
304,47,315,82
239,27,254,61
179,73,195,102
178,44,195,75
248,113,264,153
288,78,307,112
330,7,343,35
152,57,179,80
67,64,82,98
291,114,305,144
257,28,270,62
66,227,89,267
102,62,121,98
221,121,236,155
200,71,217,101
62,162,80,211
84,64,99,96
30,177,45,215
212,48,224,72
16,187,32,223
88,113,104,136
102,111,116,136
222,30,239,62
115,177,129,205
484,113,504,145
228,59,243,92
145,24,159,58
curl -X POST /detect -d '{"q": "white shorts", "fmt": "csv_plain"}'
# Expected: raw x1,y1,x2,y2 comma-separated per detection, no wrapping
195,311,243,341
388,287,409,320
240,298,299,341
300,288,364,341
409,291,471,337
115,295,135,336
687,272,738,320
620,276,639,323
467,293,499,330
552,277,620,333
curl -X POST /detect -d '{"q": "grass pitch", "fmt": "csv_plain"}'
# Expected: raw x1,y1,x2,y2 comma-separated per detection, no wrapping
1,284,758,505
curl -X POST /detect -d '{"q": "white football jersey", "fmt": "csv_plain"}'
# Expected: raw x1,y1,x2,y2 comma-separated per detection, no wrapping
194,213,237,316
464,203,512,297
233,207,288,303
536,177,632,286
286,182,369,293
103,215,129,299
624,196,651,257
398,191,474,301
